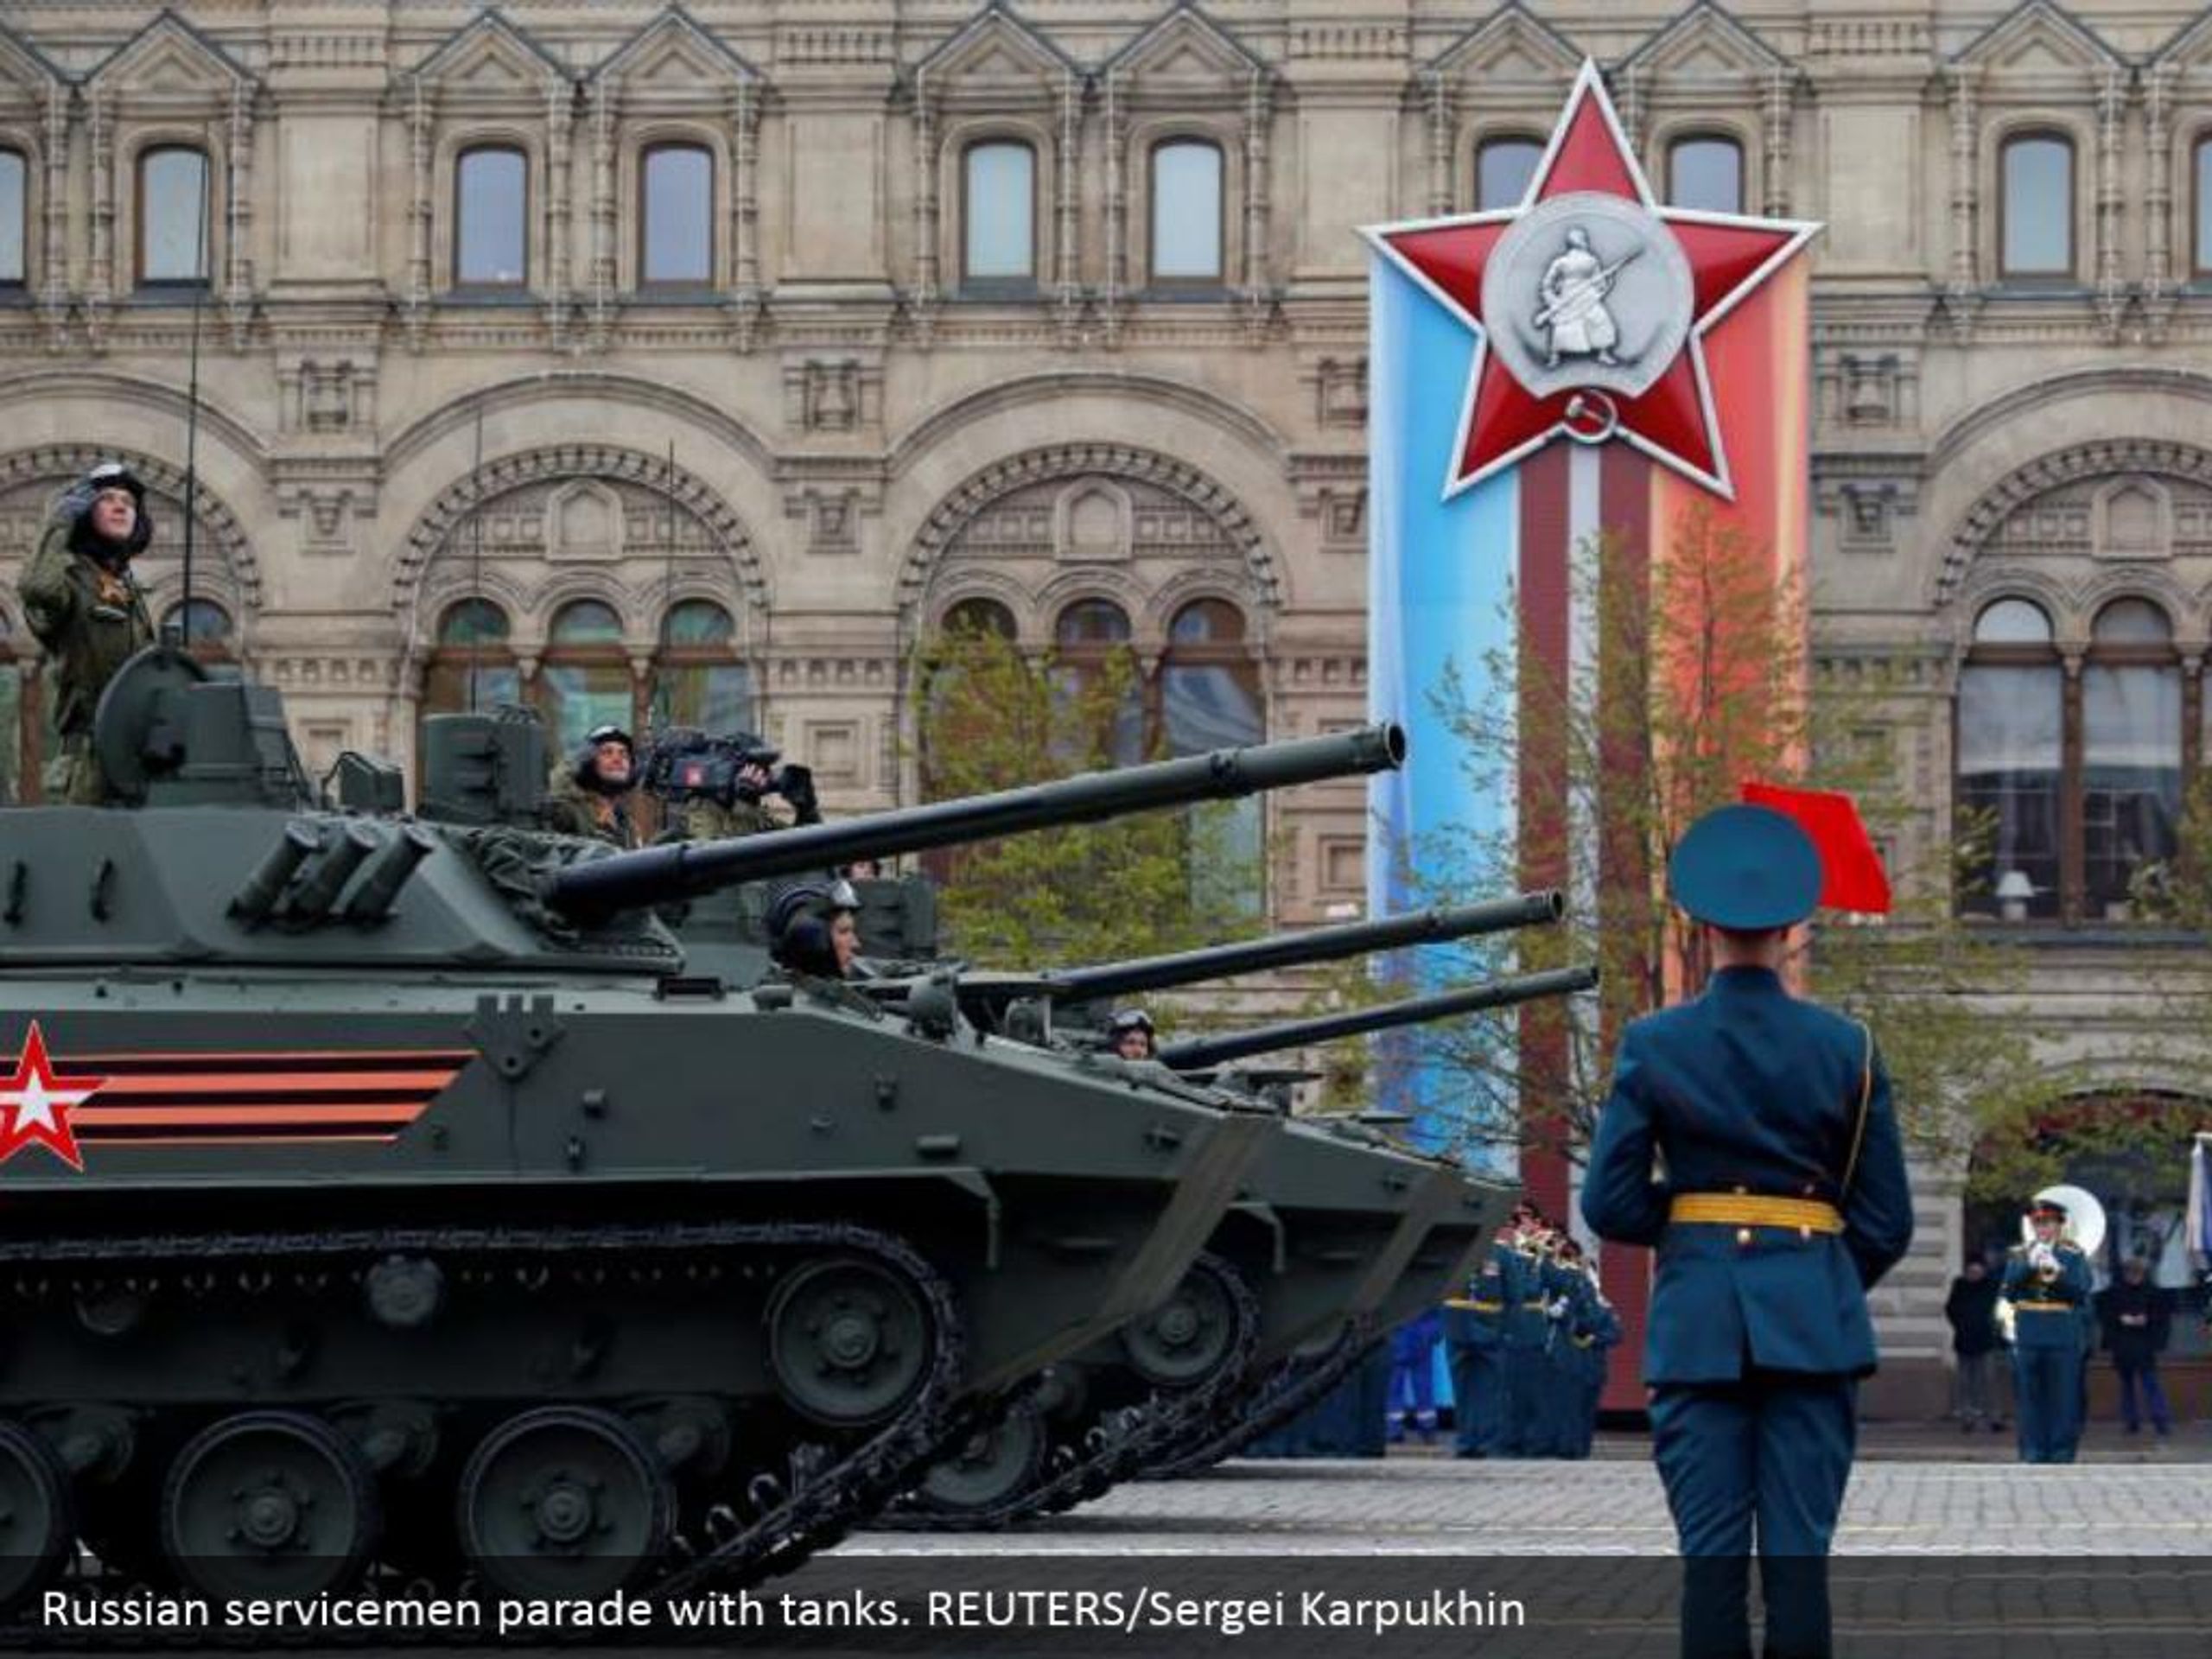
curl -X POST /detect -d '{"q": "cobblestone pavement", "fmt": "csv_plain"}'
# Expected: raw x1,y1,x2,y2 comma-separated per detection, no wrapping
834,1432,2212,1557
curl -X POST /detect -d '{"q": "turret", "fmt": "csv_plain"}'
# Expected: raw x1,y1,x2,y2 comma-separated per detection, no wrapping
544,722,1406,919
1154,964,1600,1072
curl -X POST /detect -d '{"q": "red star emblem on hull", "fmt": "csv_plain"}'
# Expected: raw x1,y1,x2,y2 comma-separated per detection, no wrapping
0,1021,102,1172
1363,61,1816,499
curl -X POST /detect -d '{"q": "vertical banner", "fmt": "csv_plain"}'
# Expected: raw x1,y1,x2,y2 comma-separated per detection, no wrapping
1365,255,1520,1167
1365,63,1816,1410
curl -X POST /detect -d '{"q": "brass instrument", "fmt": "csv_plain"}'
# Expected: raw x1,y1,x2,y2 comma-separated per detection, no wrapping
1994,1183,2106,1344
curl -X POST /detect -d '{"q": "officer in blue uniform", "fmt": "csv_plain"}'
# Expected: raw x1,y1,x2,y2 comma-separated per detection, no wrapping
2001,1198,2093,1464
1498,1207,1549,1456
1442,1228,1512,1457
1582,803,1915,1659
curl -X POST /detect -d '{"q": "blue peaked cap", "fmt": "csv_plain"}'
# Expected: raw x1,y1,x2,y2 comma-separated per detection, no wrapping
1667,804,1822,931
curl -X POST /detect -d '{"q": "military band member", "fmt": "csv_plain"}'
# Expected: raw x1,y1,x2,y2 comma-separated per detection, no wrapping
1443,1230,1512,1458
1498,1205,1551,1457
2002,1198,2093,1465
1582,803,1913,1659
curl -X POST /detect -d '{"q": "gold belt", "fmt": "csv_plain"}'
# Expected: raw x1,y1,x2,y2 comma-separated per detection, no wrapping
1443,1298,1504,1313
2012,1300,2075,1313
1668,1194,1843,1234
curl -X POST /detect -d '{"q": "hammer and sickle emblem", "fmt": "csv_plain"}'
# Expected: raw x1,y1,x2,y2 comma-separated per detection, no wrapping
1563,391,1619,444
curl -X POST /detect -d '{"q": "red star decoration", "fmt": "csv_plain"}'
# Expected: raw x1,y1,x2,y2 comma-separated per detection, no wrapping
1363,61,1816,499
0,1021,100,1173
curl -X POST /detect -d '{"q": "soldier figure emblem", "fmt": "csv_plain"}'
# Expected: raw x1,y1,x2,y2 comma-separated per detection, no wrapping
1535,226,1633,369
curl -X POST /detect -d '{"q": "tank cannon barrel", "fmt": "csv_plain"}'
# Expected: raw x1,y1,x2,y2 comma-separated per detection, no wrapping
1155,963,1599,1071
545,722,1407,918
1042,891,1564,1005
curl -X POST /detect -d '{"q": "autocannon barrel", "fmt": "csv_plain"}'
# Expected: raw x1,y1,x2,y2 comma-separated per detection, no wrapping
1042,891,1564,1005
546,721,1407,917
1155,963,1599,1071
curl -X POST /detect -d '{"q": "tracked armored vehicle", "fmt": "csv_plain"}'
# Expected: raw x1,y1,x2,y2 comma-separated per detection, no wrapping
0,648,1401,1608
900,912,1591,1525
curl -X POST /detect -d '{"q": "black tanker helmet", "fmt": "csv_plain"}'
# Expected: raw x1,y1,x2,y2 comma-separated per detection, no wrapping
573,722,636,796
63,460,155,561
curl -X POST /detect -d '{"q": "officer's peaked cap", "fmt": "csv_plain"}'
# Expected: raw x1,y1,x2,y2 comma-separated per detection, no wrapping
1667,803,1822,931
2027,1198,2068,1222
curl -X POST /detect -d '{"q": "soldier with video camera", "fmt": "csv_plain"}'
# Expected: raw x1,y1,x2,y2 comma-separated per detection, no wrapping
640,728,820,842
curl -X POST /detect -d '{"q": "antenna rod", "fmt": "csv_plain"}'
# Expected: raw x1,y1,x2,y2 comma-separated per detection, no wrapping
467,404,486,711
652,441,677,740
178,155,212,644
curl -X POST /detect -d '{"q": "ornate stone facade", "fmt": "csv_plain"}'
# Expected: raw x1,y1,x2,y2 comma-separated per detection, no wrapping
5,1,2212,1404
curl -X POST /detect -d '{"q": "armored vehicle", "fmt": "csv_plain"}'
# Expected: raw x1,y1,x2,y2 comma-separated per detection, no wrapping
900,912,1591,1524
0,647,1400,1608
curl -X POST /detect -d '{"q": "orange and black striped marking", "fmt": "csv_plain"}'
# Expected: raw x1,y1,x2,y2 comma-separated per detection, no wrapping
63,1049,474,1146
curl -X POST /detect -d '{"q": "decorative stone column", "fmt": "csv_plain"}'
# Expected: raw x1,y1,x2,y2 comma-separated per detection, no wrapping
226,79,256,349
543,75,574,344
40,83,68,352
1422,72,1453,218
404,79,433,351
1762,68,1792,218
86,85,112,351
2095,66,2126,341
1102,73,1126,347
910,77,938,344
1943,67,1980,337
2145,66,2175,340
588,86,616,350
731,78,762,350
1242,69,1273,342
1056,68,1083,346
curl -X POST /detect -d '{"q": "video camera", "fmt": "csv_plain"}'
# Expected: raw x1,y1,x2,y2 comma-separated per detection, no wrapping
639,728,821,823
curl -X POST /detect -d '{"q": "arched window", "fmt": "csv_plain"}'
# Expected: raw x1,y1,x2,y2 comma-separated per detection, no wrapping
1958,598,2062,920
0,148,25,285
652,600,753,734
1053,598,1143,764
539,599,632,754
422,598,521,720
2000,132,2074,278
1162,600,1264,914
640,143,712,285
2194,136,2212,277
963,141,1035,284
1957,594,2185,923
1150,140,1224,283
455,145,528,287
138,146,210,283
1476,137,1542,212
1666,135,1743,213
2082,599,2180,918
161,598,234,662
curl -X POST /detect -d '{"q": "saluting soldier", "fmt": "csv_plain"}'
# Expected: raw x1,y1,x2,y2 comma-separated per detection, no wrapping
1582,803,1914,1659
2002,1198,2093,1465
18,461,156,804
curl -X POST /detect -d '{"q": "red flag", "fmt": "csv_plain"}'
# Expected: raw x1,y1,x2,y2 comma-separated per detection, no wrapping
1740,781,1892,915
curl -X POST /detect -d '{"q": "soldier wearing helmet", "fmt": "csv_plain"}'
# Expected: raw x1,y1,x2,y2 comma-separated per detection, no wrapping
18,461,157,803
543,722,639,848
1109,1008,1157,1061
767,880,863,981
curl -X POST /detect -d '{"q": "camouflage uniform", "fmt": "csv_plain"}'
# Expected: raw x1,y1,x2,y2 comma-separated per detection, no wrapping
542,772,637,849
669,796,778,841
18,504,156,804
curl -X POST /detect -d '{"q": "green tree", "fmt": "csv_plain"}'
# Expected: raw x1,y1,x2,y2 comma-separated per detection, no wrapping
1363,502,2048,1180
909,622,1266,974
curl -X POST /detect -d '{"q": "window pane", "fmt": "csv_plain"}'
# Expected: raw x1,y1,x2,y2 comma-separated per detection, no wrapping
664,600,734,646
142,149,209,281
2082,664,2180,916
1151,143,1223,280
1974,598,2054,645
1164,658,1264,918
1170,599,1243,645
439,598,511,645
457,149,527,285
539,663,632,753
657,662,754,734
1668,137,1742,213
0,150,23,283
2092,598,2171,645
162,599,232,646
423,661,520,718
1055,599,1131,645
1478,139,1541,211
2003,137,2071,276
2198,141,2212,274
642,146,711,283
964,143,1034,280
1957,664,2062,918
550,600,623,644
